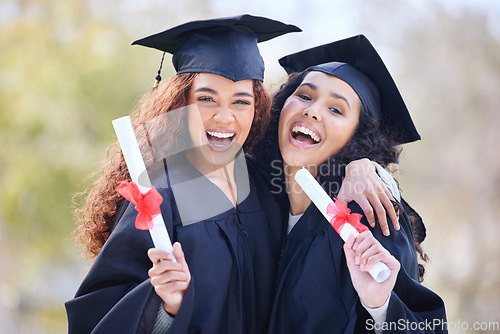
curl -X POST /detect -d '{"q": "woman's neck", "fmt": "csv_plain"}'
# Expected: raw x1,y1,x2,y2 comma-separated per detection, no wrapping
284,163,313,215
186,150,238,207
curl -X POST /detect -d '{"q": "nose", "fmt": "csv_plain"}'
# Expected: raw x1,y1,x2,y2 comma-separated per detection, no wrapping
302,103,321,121
213,105,235,124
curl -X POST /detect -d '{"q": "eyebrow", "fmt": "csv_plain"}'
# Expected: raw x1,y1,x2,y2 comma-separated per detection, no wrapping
234,92,254,98
194,87,218,95
194,87,254,98
299,82,351,111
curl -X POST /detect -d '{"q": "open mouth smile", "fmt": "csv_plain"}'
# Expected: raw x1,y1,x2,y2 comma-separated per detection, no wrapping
206,130,236,152
290,125,321,146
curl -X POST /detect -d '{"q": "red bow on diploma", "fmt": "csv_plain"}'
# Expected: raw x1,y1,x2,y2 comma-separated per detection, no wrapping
327,198,367,235
116,180,163,230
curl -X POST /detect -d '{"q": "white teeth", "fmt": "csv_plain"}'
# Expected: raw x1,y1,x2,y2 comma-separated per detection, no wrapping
207,130,235,139
291,125,320,143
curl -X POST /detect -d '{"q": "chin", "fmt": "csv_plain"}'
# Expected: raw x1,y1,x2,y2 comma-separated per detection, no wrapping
282,154,308,168
200,144,242,167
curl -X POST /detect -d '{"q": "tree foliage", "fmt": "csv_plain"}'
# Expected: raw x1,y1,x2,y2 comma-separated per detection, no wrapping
1,0,153,258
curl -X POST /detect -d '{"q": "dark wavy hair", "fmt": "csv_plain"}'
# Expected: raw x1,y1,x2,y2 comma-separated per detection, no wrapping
253,69,428,281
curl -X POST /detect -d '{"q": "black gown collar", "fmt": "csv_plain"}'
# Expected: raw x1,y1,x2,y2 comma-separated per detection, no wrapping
152,150,260,225
286,203,331,242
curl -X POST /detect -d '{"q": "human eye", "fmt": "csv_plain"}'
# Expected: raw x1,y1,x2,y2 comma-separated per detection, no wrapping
297,94,311,101
197,96,215,103
234,99,251,105
329,107,343,115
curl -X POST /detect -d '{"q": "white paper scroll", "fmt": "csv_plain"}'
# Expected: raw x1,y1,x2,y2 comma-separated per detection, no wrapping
294,168,390,283
112,116,174,255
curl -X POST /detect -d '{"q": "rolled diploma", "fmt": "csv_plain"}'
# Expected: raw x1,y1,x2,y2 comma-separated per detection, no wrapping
294,168,390,283
112,116,174,255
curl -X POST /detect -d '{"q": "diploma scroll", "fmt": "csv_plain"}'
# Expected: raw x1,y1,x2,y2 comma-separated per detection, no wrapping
295,168,390,283
112,116,174,255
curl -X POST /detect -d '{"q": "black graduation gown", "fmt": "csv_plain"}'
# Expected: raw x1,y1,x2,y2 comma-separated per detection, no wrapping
268,202,447,334
65,154,283,334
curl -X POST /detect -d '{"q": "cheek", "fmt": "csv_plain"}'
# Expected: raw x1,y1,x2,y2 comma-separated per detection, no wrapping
187,107,206,140
277,117,292,157
343,117,359,140
196,106,213,126
277,116,287,142
239,108,255,133
327,118,358,149
277,102,296,138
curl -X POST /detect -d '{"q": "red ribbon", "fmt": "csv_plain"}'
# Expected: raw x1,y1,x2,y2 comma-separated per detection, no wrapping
326,197,367,235
116,180,163,230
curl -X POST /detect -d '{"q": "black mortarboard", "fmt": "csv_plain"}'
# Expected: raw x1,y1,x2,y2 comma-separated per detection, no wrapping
278,34,420,144
132,14,301,83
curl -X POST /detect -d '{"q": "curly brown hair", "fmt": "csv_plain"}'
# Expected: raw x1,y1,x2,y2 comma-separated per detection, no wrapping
73,73,271,259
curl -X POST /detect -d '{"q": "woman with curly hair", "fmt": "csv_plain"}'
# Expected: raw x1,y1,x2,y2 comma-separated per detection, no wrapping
65,15,303,334
253,35,448,333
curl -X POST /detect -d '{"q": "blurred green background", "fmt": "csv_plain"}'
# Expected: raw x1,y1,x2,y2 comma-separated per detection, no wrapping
1,0,499,332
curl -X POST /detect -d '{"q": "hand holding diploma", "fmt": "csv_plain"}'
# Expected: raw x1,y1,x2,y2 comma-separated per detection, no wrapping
148,242,191,315
344,231,400,309
294,168,391,283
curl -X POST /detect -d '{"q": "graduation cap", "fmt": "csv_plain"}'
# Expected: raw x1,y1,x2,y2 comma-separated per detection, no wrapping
278,34,420,144
132,14,301,85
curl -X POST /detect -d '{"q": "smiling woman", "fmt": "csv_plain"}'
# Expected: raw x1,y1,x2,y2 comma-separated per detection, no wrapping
254,34,447,333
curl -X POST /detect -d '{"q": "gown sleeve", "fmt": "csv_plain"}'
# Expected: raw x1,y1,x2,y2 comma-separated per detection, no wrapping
348,202,448,334
65,188,195,334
